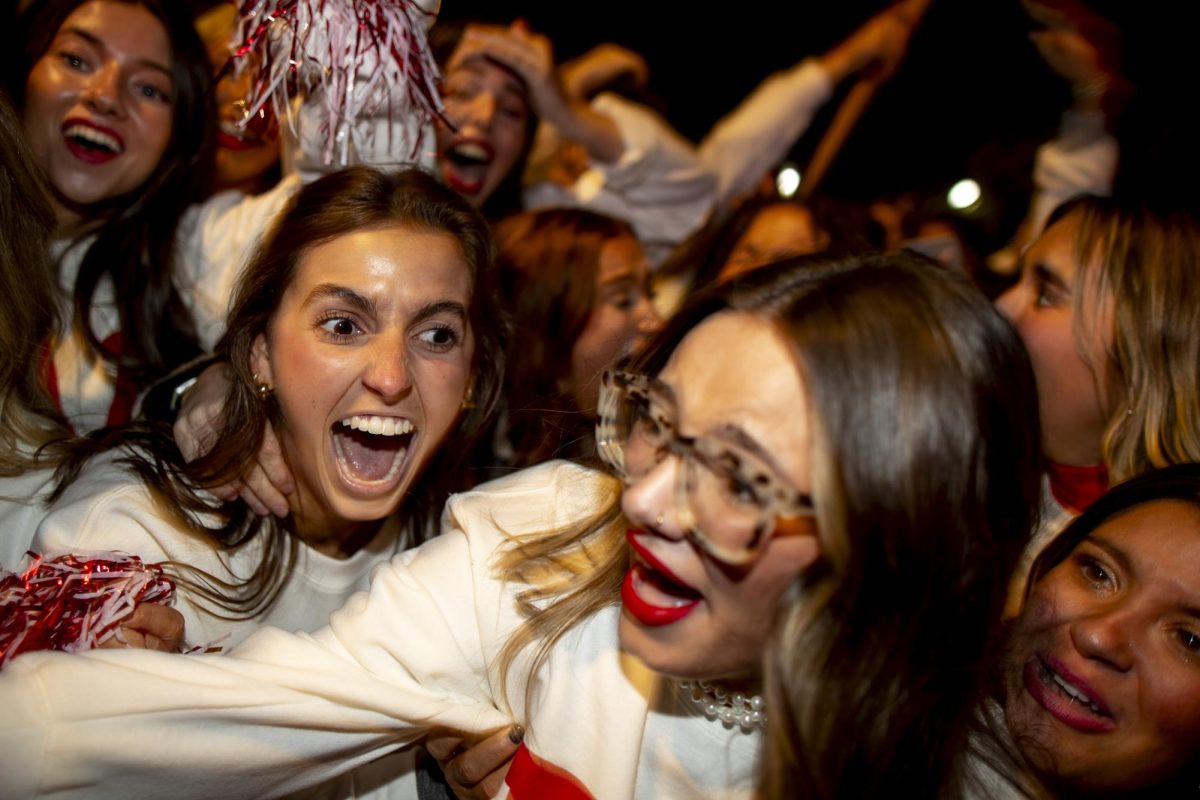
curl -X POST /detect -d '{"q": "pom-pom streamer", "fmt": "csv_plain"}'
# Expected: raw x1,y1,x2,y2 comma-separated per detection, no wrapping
232,0,444,166
0,552,175,667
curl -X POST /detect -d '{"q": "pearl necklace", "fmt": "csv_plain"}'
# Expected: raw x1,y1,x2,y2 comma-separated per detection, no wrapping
678,680,766,730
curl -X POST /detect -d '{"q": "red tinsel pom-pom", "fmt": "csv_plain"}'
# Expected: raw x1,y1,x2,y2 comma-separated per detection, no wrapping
0,552,175,667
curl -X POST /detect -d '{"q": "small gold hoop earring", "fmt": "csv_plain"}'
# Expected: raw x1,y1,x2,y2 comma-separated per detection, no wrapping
460,383,476,411
252,373,273,400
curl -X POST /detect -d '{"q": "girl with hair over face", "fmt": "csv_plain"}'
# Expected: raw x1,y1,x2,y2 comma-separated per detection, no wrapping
483,207,660,473
0,253,1040,799
970,463,1200,798
26,166,503,652
995,195,1200,554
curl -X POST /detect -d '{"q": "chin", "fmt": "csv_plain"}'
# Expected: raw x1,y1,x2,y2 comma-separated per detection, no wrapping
618,614,727,680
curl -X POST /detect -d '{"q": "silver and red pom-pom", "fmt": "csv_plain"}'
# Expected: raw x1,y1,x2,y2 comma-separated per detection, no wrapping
231,0,444,168
0,552,175,667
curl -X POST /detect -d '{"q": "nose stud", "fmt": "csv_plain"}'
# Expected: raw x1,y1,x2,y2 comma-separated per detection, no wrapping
656,513,665,527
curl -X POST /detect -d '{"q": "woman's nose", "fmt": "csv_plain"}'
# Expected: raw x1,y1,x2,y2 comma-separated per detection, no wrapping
82,62,124,118
994,282,1024,325
362,335,411,403
1070,606,1136,673
464,92,496,130
620,453,688,540
635,296,663,337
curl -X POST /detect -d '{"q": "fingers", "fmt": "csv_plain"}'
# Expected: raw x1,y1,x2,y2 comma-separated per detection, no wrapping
236,425,295,518
174,363,234,463
428,726,523,799
99,604,185,652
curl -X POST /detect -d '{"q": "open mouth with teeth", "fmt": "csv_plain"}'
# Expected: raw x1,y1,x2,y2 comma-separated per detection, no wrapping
330,414,416,492
440,140,494,196
1023,655,1116,733
62,121,124,164
622,531,702,626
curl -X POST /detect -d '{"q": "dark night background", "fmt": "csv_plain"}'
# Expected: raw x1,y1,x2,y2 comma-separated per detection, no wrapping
166,0,1196,250
439,0,1197,248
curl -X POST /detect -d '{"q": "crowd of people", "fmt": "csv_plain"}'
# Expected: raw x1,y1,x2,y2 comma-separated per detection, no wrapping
0,0,1197,797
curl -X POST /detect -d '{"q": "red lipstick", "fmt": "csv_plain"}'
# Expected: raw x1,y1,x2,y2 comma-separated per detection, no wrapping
61,118,124,165
621,529,701,627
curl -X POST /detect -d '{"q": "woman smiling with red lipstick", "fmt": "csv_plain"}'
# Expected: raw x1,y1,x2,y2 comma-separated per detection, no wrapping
979,464,1200,797
7,0,215,432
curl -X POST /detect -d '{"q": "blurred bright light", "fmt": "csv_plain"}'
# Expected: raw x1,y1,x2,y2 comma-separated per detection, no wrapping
776,166,801,198
947,178,982,211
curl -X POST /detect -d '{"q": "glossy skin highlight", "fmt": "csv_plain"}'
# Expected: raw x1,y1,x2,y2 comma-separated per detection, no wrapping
250,226,474,556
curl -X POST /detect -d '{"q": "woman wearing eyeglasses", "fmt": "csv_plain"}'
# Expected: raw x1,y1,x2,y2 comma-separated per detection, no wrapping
0,252,1040,798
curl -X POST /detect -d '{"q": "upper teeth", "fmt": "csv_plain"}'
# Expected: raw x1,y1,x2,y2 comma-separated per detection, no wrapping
1051,671,1104,713
64,124,120,153
453,142,489,161
340,415,414,436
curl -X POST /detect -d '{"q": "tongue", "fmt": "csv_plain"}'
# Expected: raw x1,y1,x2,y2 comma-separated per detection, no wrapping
335,427,405,481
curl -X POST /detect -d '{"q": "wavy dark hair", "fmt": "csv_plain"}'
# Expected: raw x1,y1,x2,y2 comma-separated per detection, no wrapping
485,208,636,471
56,167,504,618
8,0,215,390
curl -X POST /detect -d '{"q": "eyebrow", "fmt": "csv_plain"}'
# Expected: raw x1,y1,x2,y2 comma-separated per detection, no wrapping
1086,535,1133,573
302,287,467,326
59,28,174,78
1034,263,1071,292
711,422,794,485
304,284,377,317
411,300,467,326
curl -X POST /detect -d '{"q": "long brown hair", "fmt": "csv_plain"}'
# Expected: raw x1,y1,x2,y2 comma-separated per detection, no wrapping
56,167,503,618
0,91,71,475
494,252,1041,797
487,208,637,470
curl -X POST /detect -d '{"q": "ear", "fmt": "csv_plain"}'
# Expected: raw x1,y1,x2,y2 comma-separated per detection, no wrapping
250,333,272,389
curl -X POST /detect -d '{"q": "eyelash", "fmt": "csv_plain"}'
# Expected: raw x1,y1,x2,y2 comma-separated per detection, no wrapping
416,323,461,353
317,313,362,343
1174,628,1200,658
59,50,88,71
136,83,170,103
57,49,170,103
1076,554,1115,591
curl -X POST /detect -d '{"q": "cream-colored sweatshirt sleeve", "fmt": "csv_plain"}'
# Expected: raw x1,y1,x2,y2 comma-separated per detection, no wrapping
0,461,607,800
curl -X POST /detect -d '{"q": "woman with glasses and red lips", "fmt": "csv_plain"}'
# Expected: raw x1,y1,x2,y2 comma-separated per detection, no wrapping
0,253,1041,799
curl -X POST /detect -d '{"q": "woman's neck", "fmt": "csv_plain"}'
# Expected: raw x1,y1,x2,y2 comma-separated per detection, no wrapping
291,513,385,559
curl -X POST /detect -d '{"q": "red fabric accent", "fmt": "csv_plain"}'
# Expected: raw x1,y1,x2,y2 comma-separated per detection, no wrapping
40,331,138,431
100,332,137,428
505,743,594,800
1047,461,1109,514
38,336,67,433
